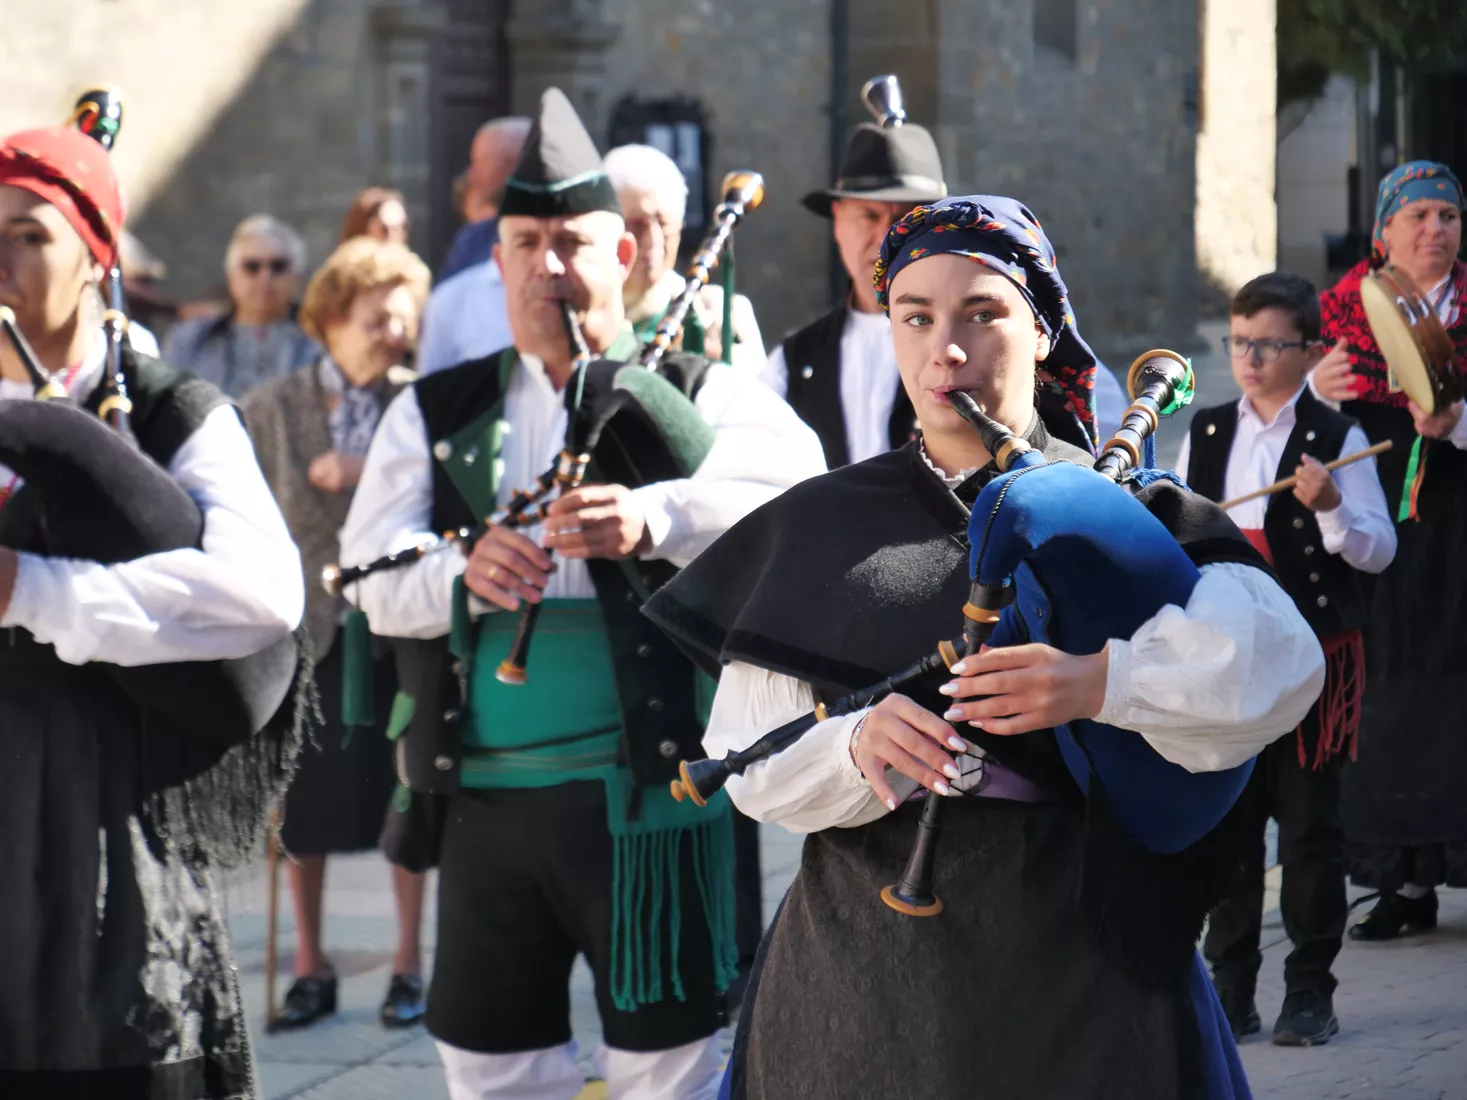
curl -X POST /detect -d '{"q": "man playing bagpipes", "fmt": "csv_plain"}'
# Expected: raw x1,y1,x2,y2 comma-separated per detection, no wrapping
644,197,1327,1099
0,126,306,1097
338,89,824,1099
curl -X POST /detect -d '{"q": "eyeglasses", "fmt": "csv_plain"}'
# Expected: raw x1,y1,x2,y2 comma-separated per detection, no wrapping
240,257,291,277
1221,336,1312,363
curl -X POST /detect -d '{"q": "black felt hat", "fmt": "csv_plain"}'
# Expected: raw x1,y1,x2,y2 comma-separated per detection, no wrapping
500,88,622,219
802,121,947,217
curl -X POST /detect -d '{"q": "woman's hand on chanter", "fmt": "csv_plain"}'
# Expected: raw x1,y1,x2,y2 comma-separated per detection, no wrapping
850,693,970,811
938,643,1108,736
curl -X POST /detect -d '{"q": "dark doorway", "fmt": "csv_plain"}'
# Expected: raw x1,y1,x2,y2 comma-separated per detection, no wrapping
429,0,511,270
1412,69,1467,182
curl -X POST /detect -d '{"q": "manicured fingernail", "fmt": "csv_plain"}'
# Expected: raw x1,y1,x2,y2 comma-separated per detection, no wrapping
969,719,985,730
885,797,898,811
943,707,964,721
942,763,960,780
938,682,959,696
947,735,969,751
949,661,966,675
934,780,953,796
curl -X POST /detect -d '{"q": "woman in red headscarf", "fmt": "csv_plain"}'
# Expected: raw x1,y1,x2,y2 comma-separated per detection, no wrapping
0,127,306,1097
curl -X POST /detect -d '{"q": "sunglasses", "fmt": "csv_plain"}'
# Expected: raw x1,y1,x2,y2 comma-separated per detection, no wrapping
240,257,292,277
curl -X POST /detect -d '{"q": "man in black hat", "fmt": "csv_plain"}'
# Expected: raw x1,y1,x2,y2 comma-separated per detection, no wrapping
341,88,823,1099
760,111,947,469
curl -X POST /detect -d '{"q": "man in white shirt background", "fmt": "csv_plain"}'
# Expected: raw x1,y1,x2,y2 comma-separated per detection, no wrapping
760,109,946,469
417,117,530,375
604,143,766,373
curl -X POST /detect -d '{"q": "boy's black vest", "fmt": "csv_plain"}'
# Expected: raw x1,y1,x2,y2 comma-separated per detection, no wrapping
392,348,716,800
1185,387,1369,638
780,304,914,469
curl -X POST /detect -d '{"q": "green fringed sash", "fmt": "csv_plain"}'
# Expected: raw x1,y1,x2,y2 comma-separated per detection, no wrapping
340,607,376,737
456,595,738,1009
605,773,739,1011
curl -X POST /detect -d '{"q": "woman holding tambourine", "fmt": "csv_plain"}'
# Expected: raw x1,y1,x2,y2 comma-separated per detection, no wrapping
1312,161,1467,941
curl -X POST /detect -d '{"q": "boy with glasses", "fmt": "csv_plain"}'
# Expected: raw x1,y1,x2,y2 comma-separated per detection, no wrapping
1178,272,1396,1047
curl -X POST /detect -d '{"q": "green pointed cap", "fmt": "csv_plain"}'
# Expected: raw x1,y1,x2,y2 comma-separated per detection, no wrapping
500,87,622,219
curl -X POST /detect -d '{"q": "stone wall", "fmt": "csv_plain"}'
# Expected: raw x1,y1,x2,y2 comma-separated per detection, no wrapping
929,0,1205,367
1195,0,1277,308
0,0,445,303
3,0,1276,363
571,0,835,346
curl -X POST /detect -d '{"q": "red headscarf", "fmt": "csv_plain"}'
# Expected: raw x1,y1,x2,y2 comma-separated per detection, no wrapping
0,126,125,269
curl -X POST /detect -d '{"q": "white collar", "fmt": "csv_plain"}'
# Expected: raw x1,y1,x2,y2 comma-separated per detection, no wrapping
919,439,982,487
1237,383,1307,431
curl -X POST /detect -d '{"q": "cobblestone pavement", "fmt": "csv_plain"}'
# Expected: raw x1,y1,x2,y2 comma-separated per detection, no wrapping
225,826,1467,1100
223,824,802,1100
223,324,1467,1098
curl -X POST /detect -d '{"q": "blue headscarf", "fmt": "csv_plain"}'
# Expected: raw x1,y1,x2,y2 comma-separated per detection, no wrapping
1373,160,1464,262
873,195,1099,443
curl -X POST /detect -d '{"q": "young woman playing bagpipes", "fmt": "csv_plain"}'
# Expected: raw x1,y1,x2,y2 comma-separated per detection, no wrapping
645,197,1328,1100
0,126,306,1098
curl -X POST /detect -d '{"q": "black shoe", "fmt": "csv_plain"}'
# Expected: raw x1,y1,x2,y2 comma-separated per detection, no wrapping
1273,988,1340,1047
1348,889,1439,941
380,973,426,1029
1212,979,1261,1040
268,971,338,1033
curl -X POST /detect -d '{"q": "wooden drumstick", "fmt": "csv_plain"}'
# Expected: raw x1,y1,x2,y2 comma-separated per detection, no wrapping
1219,440,1393,510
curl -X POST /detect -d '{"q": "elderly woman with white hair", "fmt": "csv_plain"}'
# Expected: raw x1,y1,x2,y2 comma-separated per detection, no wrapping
603,143,766,372
163,213,320,396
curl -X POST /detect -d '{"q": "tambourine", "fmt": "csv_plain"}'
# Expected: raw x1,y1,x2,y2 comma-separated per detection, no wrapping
1359,265,1459,413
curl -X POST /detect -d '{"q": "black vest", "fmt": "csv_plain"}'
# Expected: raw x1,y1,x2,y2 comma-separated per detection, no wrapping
780,304,914,469
392,348,715,801
1186,388,1368,637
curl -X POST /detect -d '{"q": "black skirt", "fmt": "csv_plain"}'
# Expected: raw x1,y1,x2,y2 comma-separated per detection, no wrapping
279,632,399,856
0,653,253,1098
1338,404,1467,885
734,795,1215,1100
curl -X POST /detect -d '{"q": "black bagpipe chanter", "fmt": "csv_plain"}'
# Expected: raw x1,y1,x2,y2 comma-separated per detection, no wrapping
672,350,1255,926
324,169,767,683
0,90,297,769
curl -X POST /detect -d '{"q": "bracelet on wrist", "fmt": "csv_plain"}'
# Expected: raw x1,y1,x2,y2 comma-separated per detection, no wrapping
848,710,872,768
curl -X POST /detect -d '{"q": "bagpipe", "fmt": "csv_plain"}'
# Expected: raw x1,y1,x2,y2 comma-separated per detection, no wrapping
0,90,297,764
323,170,767,682
673,350,1256,919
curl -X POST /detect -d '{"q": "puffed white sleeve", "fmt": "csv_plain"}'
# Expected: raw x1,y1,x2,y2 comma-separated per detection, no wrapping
630,363,826,568
703,661,901,833
337,387,466,639
2,405,304,666
1098,561,1326,772
1313,425,1397,573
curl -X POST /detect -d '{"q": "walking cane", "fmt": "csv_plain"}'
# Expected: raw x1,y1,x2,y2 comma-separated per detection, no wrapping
264,810,282,1030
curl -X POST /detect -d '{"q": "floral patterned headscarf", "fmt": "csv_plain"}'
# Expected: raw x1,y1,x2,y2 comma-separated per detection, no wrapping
1372,160,1464,263
874,195,1097,444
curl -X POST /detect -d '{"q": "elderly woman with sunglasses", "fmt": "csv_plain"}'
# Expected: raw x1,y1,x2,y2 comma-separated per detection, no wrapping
163,213,320,397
